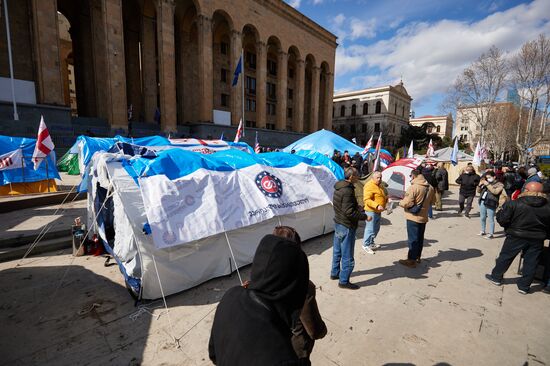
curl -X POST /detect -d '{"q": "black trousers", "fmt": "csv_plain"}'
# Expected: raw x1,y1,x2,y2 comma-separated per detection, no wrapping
491,235,545,291
458,194,474,213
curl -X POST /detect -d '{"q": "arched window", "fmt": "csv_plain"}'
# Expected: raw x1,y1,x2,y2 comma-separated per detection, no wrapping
340,105,345,117
375,101,381,114
351,104,356,116
363,103,368,115
436,125,441,133
402,106,405,116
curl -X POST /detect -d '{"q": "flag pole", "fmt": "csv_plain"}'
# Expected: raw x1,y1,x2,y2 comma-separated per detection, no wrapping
3,0,19,120
241,48,245,137
46,157,50,193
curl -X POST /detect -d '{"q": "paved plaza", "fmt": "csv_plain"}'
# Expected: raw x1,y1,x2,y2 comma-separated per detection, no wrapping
1,188,549,366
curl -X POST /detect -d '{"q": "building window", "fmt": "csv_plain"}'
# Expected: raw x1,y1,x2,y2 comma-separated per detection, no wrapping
246,98,256,112
246,52,256,69
220,42,228,55
267,102,276,115
340,105,345,117
246,76,256,95
351,104,357,116
350,124,356,133
394,103,397,114
287,88,293,100
363,103,368,115
246,120,257,128
374,123,380,132
362,124,367,133
266,122,275,130
267,82,276,99
436,125,441,133
221,68,228,83
287,107,293,118
288,67,294,78
339,125,345,133
392,124,395,133
221,94,229,107
375,101,382,114
402,106,405,116
332,107,335,118
267,59,277,76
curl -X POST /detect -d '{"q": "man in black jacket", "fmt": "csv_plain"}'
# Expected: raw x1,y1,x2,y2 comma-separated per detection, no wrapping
486,182,550,294
434,162,449,211
208,235,310,366
455,165,480,218
330,167,370,290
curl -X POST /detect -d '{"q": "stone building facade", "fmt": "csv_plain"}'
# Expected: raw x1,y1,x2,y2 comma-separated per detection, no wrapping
332,82,412,148
409,114,453,139
0,0,336,147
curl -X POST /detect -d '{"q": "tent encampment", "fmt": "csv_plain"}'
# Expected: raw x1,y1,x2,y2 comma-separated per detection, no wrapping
420,147,477,184
0,135,60,195
283,129,363,156
381,158,424,199
88,147,342,299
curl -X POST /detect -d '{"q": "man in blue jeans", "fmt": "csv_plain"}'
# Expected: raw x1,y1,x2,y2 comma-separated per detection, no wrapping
331,167,370,289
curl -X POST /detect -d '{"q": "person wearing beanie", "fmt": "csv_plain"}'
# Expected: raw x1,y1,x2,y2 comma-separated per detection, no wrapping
524,167,542,188
208,235,310,366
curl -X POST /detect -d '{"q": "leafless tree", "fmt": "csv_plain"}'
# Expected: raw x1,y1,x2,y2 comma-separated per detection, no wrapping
484,104,522,160
510,34,550,163
442,46,508,145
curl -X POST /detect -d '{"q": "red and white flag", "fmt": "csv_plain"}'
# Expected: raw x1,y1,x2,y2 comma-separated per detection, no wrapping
254,132,261,153
0,148,24,171
426,139,434,157
361,135,373,155
32,116,55,170
234,118,243,143
373,132,383,171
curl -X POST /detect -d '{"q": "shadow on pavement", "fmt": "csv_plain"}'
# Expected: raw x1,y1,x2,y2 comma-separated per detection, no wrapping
351,248,484,286
374,239,438,253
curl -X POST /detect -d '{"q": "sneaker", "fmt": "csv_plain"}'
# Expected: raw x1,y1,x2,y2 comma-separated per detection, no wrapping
362,245,375,254
330,275,339,280
416,258,421,264
464,212,470,218
457,210,463,215
338,282,360,290
477,232,486,236
484,234,493,240
517,288,529,295
371,243,381,250
485,274,502,286
398,259,417,268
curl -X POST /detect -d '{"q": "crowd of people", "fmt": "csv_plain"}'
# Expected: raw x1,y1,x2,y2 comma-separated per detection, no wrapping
208,156,550,365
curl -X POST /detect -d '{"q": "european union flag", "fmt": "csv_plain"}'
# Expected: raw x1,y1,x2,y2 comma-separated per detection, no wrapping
232,56,242,87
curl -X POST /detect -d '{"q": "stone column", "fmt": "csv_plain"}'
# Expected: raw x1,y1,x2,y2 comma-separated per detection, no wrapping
156,0,177,132
324,72,334,130
310,66,320,132
230,30,242,126
294,59,305,132
142,15,157,122
197,14,213,123
256,41,267,129
276,51,288,131
91,0,127,129
31,0,64,105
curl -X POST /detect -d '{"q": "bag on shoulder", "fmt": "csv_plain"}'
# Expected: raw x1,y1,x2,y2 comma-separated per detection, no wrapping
408,187,429,214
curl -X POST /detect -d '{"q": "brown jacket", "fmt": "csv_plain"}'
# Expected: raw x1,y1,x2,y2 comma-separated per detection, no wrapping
477,179,506,207
291,280,327,359
399,175,435,223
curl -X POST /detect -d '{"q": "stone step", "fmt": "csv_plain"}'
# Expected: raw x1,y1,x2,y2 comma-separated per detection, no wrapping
0,235,73,263
0,191,85,214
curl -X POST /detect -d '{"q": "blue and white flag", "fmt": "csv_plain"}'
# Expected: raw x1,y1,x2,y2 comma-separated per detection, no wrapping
127,149,341,249
450,137,459,166
232,56,242,87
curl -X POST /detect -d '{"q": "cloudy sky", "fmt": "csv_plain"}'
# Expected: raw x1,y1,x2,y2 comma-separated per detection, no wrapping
285,0,550,117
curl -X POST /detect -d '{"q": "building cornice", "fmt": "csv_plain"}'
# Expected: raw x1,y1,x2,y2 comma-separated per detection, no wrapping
334,85,412,101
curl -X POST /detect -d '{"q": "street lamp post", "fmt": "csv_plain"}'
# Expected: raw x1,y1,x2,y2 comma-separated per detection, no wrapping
2,0,19,120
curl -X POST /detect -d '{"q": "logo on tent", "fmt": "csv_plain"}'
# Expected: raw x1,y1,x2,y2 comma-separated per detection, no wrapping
255,171,283,198
163,231,177,245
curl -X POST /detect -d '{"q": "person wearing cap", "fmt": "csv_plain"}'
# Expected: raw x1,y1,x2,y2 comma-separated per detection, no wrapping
523,167,542,188
485,182,550,294
208,234,310,365
331,167,370,289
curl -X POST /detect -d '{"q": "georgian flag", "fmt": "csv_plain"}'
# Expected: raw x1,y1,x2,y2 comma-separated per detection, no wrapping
254,131,261,153
234,118,244,143
0,148,24,171
373,132,383,171
426,139,434,157
361,135,373,155
32,116,55,170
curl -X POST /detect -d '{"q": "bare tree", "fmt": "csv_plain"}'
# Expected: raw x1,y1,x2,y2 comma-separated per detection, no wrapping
443,46,508,145
484,104,521,160
511,34,550,163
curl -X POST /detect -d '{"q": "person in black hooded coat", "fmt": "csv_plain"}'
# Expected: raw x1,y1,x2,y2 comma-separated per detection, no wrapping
208,235,310,366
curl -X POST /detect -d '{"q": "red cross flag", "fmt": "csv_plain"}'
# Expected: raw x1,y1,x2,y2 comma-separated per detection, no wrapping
234,118,244,143
32,116,55,170
426,139,434,157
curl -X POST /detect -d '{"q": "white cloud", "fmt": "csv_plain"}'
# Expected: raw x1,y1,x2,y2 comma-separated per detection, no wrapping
287,0,301,8
333,13,346,27
349,18,377,39
312,0,323,4
335,0,550,108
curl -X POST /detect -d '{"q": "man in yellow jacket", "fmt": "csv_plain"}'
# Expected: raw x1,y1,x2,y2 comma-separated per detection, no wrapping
362,172,388,254
398,169,435,268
